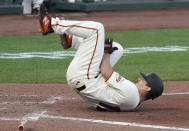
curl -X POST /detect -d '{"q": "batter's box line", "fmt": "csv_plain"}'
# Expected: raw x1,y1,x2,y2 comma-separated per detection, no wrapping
1,112,189,131
0,110,47,121
1,92,189,97
41,114,189,131
0,96,81,105
1,92,189,105
19,110,47,129
0,95,39,97
41,96,80,104
0,94,80,98
163,92,189,96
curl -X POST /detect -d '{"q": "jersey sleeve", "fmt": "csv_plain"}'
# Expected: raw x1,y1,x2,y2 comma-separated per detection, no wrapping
106,71,126,89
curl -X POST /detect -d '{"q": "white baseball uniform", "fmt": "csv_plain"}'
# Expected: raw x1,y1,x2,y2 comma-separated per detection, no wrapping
32,0,44,9
51,17,140,111
22,0,44,14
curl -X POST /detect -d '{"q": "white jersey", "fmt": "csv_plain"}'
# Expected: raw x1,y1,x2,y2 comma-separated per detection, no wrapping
51,17,140,111
22,0,44,14
105,72,140,110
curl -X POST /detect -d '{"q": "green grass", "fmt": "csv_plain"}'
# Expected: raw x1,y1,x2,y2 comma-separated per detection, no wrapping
0,35,61,52
0,59,70,83
106,28,189,47
0,28,189,83
114,51,189,82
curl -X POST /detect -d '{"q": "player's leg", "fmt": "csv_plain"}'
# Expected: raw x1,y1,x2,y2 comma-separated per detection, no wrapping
71,35,84,49
39,5,105,79
51,17,105,79
72,39,123,67
39,4,102,39
60,33,84,49
109,41,124,67
32,0,43,9
51,17,103,40
22,0,33,14
65,20,104,79
32,0,44,14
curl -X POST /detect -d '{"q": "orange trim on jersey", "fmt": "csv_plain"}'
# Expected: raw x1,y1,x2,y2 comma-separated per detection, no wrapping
87,30,98,79
105,71,114,82
52,24,99,79
51,24,98,31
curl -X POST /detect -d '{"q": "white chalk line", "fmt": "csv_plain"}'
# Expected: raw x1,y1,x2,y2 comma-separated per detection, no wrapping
0,96,73,128
0,46,189,59
41,96,79,104
0,93,189,130
1,112,189,131
41,114,189,131
0,92,189,98
19,110,47,128
0,96,80,105
0,95,39,97
0,94,189,130
0,111,47,121
0,92,189,105
18,96,65,128
163,92,189,96
0,117,20,121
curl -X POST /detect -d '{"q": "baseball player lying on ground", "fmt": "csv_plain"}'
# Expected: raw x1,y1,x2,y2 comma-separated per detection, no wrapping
39,4,164,111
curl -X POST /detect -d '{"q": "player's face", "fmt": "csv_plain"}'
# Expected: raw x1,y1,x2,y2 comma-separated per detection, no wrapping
138,78,147,84
137,78,151,91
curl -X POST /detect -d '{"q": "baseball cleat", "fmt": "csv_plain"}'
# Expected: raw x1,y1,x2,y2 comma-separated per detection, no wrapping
39,4,54,35
60,33,72,49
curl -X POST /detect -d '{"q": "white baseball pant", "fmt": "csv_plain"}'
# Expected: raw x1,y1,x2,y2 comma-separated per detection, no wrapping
51,17,139,111
22,0,44,14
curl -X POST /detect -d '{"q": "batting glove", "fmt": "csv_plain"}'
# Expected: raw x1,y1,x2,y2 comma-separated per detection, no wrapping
104,38,118,54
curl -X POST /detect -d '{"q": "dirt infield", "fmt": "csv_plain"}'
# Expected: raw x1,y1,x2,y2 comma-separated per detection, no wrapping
0,8,189,131
1,8,189,35
0,82,189,131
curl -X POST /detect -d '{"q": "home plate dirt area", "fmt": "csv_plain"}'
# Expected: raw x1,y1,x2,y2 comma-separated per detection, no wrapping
0,82,189,131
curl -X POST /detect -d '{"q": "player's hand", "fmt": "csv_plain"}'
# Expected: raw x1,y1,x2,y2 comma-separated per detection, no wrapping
104,38,118,54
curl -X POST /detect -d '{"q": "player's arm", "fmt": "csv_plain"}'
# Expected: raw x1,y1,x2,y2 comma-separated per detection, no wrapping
100,53,113,81
101,38,118,81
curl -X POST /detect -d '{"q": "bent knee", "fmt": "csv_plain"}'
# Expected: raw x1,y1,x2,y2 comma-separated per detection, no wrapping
113,42,124,56
93,22,104,31
118,44,123,56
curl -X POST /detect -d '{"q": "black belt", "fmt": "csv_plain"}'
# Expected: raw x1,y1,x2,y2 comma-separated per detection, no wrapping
95,72,101,78
76,85,86,92
76,72,99,92
96,102,120,112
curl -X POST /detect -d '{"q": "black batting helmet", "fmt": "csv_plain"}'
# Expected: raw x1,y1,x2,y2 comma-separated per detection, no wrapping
140,72,164,100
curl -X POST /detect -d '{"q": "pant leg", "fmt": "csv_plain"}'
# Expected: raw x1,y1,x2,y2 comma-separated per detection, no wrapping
71,37,123,65
32,0,44,9
71,35,84,49
51,17,103,39
51,17,105,80
22,0,32,14
110,41,124,67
